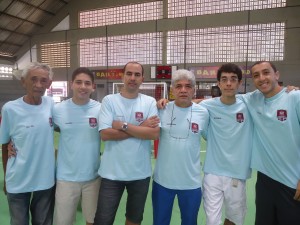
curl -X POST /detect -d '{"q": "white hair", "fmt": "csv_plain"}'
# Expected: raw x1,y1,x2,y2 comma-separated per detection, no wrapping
171,69,196,87
22,62,53,79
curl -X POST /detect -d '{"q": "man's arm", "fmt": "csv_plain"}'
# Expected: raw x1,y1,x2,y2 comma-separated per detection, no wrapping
294,92,300,201
2,143,9,194
125,124,160,140
286,85,299,92
100,116,160,141
139,115,160,128
98,95,133,141
157,98,168,109
294,180,300,201
112,120,160,140
100,128,132,141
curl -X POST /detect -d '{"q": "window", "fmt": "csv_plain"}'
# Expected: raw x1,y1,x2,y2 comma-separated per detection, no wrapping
80,33,162,67
168,0,286,18
80,38,107,67
79,1,163,28
0,65,13,80
41,42,70,68
107,33,162,66
167,23,285,64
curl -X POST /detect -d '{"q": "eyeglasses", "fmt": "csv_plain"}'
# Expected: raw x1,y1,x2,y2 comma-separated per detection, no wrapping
220,77,239,83
168,104,192,140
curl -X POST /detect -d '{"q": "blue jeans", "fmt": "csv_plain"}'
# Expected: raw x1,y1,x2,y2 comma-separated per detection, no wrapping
7,186,55,225
152,181,202,225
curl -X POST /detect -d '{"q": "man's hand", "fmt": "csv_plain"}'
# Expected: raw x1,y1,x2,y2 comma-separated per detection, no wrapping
2,143,9,195
7,141,17,158
286,85,299,93
157,99,169,109
294,180,300,201
3,182,6,195
140,116,160,128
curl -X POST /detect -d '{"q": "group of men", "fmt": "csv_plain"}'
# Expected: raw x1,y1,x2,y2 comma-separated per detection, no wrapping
0,60,300,225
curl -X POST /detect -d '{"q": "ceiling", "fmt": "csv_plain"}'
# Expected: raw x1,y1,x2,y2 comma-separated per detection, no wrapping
0,0,71,61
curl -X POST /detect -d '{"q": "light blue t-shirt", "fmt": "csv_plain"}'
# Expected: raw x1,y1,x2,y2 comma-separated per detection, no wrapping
98,93,158,181
153,102,209,190
241,88,300,189
0,96,55,193
200,97,253,180
53,99,101,182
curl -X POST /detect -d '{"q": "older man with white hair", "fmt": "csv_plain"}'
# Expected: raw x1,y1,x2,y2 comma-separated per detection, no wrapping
152,69,209,225
1,62,55,225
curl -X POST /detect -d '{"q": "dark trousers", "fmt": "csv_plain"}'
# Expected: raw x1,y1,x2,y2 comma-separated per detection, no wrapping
255,172,300,225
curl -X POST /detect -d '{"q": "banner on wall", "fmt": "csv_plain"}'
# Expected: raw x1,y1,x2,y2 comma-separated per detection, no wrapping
189,66,252,79
93,69,123,80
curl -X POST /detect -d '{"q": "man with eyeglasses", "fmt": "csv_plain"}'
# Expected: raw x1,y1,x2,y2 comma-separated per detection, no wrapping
156,65,252,225
152,69,209,225
199,63,253,225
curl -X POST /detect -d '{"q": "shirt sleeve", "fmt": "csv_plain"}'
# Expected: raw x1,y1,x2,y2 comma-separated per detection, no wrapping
200,106,209,139
98,96,114,131
0,104,11,144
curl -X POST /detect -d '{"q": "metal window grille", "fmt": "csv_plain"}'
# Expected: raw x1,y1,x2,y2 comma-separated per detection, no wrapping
79,1,163,28
80,33,162,67
168,0,286,18
167,22,285,64
41,42,70,68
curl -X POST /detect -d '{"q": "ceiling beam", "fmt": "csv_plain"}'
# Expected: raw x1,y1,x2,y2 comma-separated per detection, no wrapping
16,0,55,16
0,55,16,61
59,0,69,4
0,27,30,37
0,40,23,47
1,11,43,27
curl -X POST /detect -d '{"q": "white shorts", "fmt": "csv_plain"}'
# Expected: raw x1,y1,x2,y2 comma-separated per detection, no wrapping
54,177,101,225
203,173,247,225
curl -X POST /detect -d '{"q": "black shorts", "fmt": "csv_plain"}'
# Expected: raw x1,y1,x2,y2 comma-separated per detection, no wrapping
255,172,300,225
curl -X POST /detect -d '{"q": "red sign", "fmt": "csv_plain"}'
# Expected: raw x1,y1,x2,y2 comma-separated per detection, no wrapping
93,69,123,80
189,66,251,79
156,66,172,79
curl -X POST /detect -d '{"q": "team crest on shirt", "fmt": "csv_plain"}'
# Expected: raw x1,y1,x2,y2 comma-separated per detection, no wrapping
135,112,144,122
236,113,244,123
49,117,53,127
277,109,287,121
89,118,98,128
191,123,199,133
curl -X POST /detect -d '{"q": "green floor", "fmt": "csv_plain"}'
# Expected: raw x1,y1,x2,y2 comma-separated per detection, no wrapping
0,138,256,225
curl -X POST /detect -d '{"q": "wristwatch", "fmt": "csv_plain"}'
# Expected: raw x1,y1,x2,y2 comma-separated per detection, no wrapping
121,122,128,131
